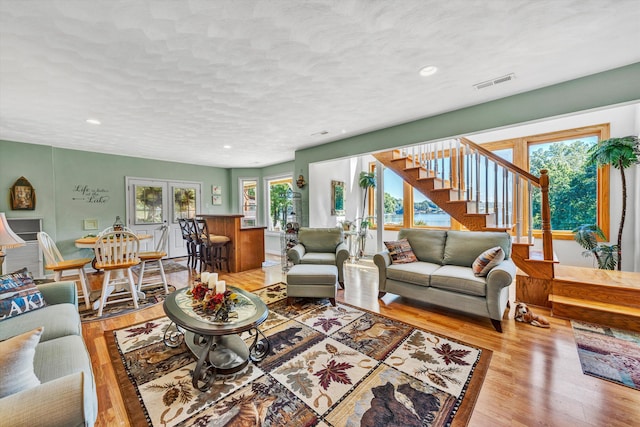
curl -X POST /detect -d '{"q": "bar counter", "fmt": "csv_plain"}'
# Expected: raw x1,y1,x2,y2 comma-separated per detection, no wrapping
198,214,266,273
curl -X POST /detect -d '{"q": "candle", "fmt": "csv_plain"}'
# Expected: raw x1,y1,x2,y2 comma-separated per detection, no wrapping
208,273,218,289
201,272,210,284
216,280,226,294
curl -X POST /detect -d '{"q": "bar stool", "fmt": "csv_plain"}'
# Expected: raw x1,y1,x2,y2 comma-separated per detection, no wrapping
178,218,197,269
209,235,231,272
193,218,230,272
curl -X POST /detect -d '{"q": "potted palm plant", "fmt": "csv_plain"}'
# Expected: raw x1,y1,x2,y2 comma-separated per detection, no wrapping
572,224,617,270
357,171,376,257
585,135,638,270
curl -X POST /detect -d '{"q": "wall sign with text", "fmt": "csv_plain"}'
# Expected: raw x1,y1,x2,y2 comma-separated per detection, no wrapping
72,185,110,204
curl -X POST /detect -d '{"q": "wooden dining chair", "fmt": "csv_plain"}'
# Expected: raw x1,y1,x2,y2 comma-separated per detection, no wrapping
93,231,140,317
136,224,169,295
37,231,92,309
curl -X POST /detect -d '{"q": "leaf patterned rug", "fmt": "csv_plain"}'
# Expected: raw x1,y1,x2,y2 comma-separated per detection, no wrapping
106,283,491,426
572,320,640,390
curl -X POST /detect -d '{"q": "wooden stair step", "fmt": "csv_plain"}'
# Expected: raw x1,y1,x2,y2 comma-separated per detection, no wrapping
527,249,559,262
549,294,640,332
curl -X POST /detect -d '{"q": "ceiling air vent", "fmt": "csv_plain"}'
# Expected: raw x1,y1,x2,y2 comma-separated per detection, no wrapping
473,73,516,90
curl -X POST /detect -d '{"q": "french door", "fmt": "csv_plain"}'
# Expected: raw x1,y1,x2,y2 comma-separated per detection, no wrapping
126,177,202,258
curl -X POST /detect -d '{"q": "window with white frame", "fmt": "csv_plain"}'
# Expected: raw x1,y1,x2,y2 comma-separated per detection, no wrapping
265,174,293,232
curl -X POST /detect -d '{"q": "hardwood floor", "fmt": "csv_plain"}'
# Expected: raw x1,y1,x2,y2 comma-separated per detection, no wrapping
81,257,639,427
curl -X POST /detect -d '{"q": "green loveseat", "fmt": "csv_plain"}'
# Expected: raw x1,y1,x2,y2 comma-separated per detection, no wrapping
287,227,350,287
374,229,516,332
0,281,98,426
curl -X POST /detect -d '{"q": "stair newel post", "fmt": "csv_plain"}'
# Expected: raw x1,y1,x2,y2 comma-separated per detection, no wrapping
515,173,522,242
539,169,553,261
527,180,533,245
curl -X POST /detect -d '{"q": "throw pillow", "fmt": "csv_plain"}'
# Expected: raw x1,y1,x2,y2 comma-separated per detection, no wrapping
384,239,418,264
472,246,505,277
0,269,47,321
0,327,43,398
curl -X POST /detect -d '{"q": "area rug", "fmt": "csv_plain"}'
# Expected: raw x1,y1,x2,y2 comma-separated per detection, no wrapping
572,320,640,390
106,283,491,426
79,284,176,322
131,259,189,275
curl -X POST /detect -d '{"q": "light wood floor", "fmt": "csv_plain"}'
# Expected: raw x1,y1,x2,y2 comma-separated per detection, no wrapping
81,257,639,427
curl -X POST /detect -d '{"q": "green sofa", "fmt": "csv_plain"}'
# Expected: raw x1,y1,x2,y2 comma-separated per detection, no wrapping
0,281,98,426
374,229,516,332
287,227,350,287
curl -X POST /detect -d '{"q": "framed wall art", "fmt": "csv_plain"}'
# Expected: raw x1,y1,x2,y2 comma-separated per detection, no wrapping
10,176,36,210
331,180,345,216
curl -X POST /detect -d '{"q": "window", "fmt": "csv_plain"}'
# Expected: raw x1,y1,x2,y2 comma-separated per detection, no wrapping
134,185,164,224
529,136,599,231
240,178,258,227
369,164,452,230
173,187,196,221
265,175,293,232
413,188,450,227
483,123,610,239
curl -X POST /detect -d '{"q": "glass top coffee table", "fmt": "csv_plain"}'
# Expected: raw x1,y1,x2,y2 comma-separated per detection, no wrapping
163,287,270,391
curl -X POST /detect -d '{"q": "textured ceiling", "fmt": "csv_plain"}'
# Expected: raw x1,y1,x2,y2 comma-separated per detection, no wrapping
1,0,639,168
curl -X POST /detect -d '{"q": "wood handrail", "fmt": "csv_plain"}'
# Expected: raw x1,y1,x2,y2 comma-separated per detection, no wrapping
460,137,541,185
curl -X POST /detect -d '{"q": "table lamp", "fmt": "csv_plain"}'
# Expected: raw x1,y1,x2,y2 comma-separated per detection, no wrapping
0,213,26,275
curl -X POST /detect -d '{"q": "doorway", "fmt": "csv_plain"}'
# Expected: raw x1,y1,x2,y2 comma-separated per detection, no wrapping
125,177,202,258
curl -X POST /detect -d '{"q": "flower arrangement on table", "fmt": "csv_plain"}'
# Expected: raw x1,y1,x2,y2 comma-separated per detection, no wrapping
187,272,239,322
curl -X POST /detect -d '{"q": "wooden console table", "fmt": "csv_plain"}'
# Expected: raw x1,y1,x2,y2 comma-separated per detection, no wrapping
198,214,266,273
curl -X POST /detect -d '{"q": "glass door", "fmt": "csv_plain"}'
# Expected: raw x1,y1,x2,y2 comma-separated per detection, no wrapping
127,178,168,252
169,182,201,258
126,178,201,258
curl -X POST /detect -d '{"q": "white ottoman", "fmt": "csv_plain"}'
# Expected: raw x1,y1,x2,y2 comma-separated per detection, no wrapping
286,264,338,306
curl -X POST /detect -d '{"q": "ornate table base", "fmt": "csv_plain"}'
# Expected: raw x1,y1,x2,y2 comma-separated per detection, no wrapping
163,322,270,391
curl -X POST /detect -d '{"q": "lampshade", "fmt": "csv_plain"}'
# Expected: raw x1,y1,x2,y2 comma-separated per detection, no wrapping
0,213,26,249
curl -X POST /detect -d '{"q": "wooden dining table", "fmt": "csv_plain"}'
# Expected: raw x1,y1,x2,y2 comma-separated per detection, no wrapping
74,234,152,249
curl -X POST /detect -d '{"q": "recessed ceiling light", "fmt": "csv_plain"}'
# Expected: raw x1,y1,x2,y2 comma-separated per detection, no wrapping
419,66,438,77
223,145,231,149
86,118,101,125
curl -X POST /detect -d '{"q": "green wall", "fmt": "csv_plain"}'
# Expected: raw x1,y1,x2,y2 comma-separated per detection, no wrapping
1,142,230,259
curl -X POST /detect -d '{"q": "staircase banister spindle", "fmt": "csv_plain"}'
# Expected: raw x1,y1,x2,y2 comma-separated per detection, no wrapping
460,137,540,186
